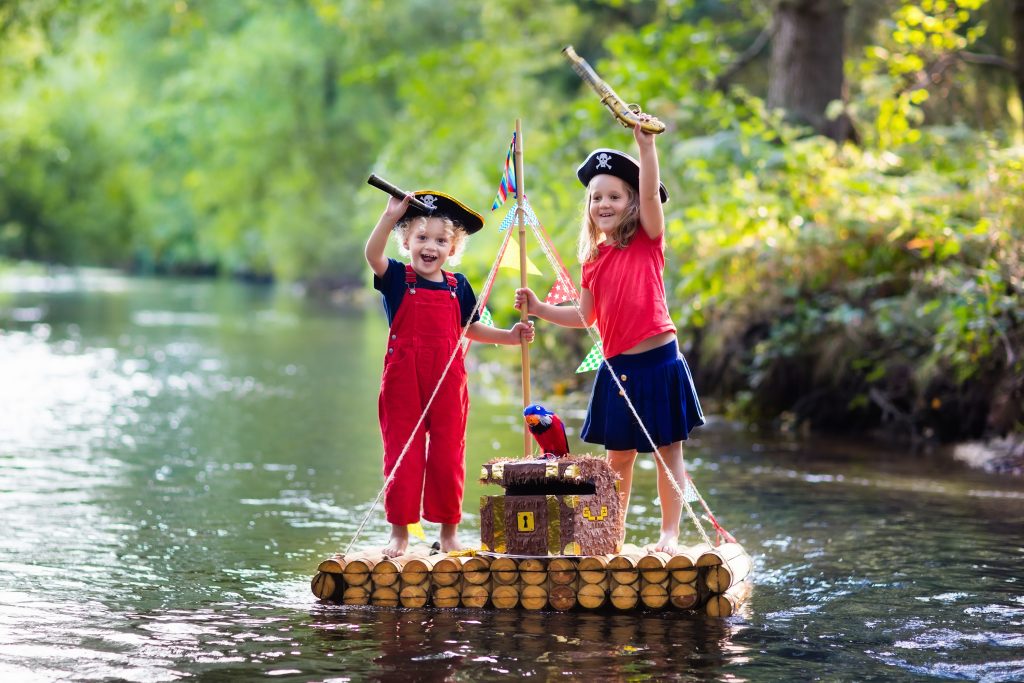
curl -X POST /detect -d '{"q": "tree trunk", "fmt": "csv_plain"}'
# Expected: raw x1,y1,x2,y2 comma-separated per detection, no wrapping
1015,0,1024,125
767,0,855,142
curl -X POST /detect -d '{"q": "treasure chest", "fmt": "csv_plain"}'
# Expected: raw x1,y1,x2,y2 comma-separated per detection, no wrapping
479,455,622,556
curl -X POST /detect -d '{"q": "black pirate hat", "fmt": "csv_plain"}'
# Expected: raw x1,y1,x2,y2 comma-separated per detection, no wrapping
400,190,484,235
576,149,669,203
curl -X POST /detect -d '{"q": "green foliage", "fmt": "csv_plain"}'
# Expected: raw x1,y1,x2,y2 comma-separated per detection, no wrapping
1,0,1021,441
576,0,1023,441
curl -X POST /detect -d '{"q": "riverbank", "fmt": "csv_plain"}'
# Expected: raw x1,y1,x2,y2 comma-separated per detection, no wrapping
953,435,1024,476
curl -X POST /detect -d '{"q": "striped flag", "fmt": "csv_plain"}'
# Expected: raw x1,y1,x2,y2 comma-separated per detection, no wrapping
491,132,517,211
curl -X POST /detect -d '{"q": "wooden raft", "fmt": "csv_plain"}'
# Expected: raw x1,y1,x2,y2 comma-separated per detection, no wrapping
311,542,753,617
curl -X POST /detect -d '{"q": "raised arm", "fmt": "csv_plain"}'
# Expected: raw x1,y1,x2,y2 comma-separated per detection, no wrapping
365,194,410,278
515,287,596,328
634,119,665,240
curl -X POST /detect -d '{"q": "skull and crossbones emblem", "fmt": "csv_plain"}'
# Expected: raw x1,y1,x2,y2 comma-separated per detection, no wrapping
419,194,438,210
595,153,613,170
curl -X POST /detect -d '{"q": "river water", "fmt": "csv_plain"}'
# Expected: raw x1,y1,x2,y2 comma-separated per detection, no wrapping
0,269,1022,682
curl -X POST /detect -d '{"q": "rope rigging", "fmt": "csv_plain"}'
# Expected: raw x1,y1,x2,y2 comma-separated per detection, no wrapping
514,197,734,546
345,187,733,553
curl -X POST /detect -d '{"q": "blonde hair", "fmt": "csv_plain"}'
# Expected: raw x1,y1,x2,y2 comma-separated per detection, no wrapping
394,215,470,266
576,178,640,263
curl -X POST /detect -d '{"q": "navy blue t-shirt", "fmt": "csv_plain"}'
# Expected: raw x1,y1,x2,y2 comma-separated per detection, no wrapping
373,258,481,327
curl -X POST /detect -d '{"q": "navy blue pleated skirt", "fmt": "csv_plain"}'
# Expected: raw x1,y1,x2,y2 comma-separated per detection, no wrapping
581,339,704,453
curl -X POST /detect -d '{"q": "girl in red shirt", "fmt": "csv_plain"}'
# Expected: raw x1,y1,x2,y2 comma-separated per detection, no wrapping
515,120,703,553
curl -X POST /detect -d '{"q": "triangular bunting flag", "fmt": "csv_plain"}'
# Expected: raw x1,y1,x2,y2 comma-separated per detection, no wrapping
575,338,605,373
544,269,579,304
498,204,518,233
498,236,543,276
408,521,427,541
683,477,699,503
480,306,494,327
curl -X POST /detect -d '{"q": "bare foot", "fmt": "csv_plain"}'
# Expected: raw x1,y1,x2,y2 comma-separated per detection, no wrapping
654,531,679,555
439,523,463,553
383,524,409,558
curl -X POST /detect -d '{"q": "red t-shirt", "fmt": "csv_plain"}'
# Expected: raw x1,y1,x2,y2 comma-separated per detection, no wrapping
580,228,676,359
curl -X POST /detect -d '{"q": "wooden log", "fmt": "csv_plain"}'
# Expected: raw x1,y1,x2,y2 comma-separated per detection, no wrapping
609,581,639,610
433,583,462,608
547,557,577,586
637,552,672,584
431,556,465,587
317,555,346,574
548,581,577,611
706,579,753,617
639,578,669,609
519,558,547,586
399,580,430,608
343,551,386,587
608,552,644,585
666,545,705,583
577,581,607,609
491,582,519,609
401,555,448,586
577,554,612,584
706,549,753,593
669,579,699,610
490,557,519,586
370,585,400,607
370,559,403,588
311,571,340,601
520,582,548,611
462,556,491,585
696,542,745,567
342,584,370,605
370,547,433,588
460,581,490,608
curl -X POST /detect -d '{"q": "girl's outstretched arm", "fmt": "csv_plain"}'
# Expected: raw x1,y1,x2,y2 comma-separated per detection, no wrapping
634,119,665,240
515,287,595,328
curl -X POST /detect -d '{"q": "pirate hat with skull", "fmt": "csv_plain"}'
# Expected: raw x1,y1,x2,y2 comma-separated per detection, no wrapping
576,149,669,204
399,190,484,234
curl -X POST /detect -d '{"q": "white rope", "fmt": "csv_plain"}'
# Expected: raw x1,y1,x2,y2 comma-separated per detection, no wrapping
520,198,717,547
343,229,515,554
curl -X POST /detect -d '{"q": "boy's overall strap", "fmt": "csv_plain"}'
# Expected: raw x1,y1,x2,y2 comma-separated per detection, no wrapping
404,264,417,293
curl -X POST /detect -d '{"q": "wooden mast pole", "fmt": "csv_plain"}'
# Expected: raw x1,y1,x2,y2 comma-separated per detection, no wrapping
514,118,531,457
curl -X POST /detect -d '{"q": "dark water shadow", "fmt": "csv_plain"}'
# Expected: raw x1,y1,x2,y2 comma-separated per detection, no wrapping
307,603,751,681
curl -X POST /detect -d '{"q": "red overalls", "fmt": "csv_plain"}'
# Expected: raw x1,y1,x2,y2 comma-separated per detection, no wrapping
378,265,468,525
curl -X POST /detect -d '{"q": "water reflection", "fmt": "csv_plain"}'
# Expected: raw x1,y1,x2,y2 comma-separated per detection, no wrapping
1,270,1023,681
309,606,750,680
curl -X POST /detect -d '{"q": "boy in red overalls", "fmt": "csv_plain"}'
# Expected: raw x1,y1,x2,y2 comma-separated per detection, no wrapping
365,190,534,557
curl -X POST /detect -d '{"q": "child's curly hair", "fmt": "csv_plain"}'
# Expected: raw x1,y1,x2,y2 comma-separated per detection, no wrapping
393,215,470,266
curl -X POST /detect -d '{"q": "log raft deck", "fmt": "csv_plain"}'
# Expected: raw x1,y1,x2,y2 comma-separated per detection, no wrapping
311,541,753,617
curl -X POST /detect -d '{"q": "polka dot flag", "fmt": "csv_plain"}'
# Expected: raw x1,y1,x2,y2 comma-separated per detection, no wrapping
575,337,604,373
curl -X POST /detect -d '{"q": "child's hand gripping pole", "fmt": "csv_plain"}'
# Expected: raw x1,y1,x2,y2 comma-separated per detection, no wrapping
367,174,433,213
561,45,666,135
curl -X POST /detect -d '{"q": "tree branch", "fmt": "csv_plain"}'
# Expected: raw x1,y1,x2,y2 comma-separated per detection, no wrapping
960,50,1017,71
715,21,775,92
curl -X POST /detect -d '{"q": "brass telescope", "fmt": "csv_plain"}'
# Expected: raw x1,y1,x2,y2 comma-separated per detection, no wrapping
562,45,666,135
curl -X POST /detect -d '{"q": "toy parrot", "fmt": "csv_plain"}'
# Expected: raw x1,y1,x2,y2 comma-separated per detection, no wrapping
523,404,570,458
